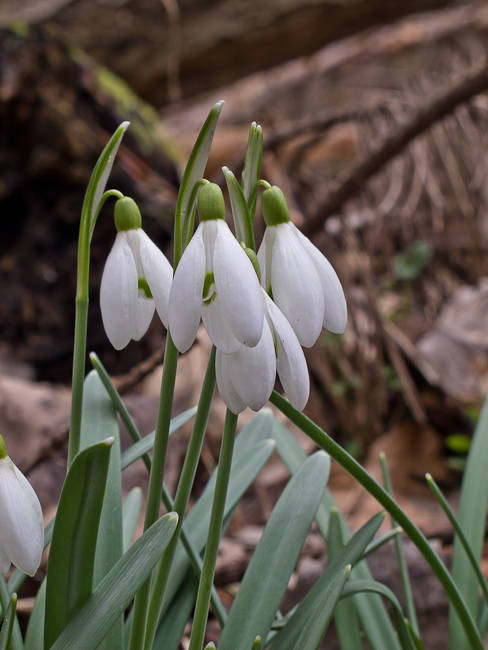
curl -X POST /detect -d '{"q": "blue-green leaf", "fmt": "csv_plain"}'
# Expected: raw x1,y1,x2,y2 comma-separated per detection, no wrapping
44,439,113,648
51,514,178,650
218,451,331,650
153,572,197,650
223,166,253,248
0,593,16,650
25,580,46,650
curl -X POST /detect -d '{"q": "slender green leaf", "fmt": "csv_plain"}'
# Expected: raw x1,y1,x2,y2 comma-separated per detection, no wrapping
51,514,178,650
270,512,385,650
406,620,427,650
0,593,16,650
174,101,224,263
0,577,21,650
44,439,113,648
122,488,143,552
25,580,46,650
292,566,351,650
341,581,415,650
121,406,197,470
80,370,123,650
218,451,331,650
449,396,488,649
270,414,401,650
160,413,275,615
328,510,362,649
241,121,263,218
153,572,197,650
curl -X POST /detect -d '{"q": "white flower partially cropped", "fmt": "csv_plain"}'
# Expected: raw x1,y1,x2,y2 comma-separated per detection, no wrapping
0,451,43,576
258,187,347,348
169,184,264,353
216,289,309,414
100,198,172,350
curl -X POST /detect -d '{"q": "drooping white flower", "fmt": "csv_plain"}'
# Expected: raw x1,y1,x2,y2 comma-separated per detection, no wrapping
216,289,310,414
0,437,43,576
257,186,347,348
169,183,264,353
100,197,173,350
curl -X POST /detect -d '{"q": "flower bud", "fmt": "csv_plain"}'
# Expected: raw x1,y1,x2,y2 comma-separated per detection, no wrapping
198,183,225,221
114,197,142,231
262,186,290,226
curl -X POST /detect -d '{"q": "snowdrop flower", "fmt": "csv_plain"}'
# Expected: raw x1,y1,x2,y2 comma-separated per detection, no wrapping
0,436,43,576
169,182,264,353
258,186,347,347
100,197,173,350
216,288,309,414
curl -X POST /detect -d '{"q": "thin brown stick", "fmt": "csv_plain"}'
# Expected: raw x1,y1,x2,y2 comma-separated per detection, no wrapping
302,62,488,237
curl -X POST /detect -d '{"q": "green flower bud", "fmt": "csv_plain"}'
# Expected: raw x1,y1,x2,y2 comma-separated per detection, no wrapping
241,243,261,282
0,436,7,460
262,186,291,226
114,197,142,231
198,183,225,221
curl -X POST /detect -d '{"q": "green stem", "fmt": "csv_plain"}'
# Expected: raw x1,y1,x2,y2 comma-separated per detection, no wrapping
380,453,419,635
269,391,484,650
128,334,179,650
90,352,227,627
143,347,217,649
189,410,238,650
426,474,488,605
0,578,21,650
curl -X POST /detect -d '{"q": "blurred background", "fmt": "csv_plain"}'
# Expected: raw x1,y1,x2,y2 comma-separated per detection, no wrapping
2,0,488,646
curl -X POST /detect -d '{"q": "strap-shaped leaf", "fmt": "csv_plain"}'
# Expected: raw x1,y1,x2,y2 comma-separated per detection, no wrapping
270,511,385,649
121,406,197,469
174,101,224,263
51,513,178,650
291,566,351,650
223,166,254,248
153,572,197,650
24,580,46,650
0,594,16,650
449,396,488,649
241,121,263,214
328,510,363,649
218,451,331,650
44,439,113,648
161,434,275,615
341,581,415,650
270,415,401,650
80,370,123,650
122,488,143,552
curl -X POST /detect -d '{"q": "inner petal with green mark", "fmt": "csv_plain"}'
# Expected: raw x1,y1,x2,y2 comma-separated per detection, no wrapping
138,278,153,299
202,272,216,305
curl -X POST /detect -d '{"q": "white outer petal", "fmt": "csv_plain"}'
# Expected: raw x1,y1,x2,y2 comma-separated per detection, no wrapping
202,294,240,353
216,350,246,414
228,319,276,411
168,225,205,352
137,229,173,328
0,458,43,576
100,232,138,350
264,293,309,411
271,223,324,347
294,225,347,334
213,221,264,347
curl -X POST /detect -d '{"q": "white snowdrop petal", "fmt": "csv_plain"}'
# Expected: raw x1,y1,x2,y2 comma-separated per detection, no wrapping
100,232,138,350
0,458,43,576
265,294,309,411
271,223,324,347
138,230,173,328
169,225,206,353
216,350,246,414
213,222,264,347
202,294,240,353
132,296,155,341
294,226,347,334
229,320,276,411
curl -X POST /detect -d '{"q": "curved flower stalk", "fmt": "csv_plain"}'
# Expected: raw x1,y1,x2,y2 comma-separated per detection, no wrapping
258,186,347,347
0,436,43,576
100,197,173,350
216,289,309,414
169,182,264,353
